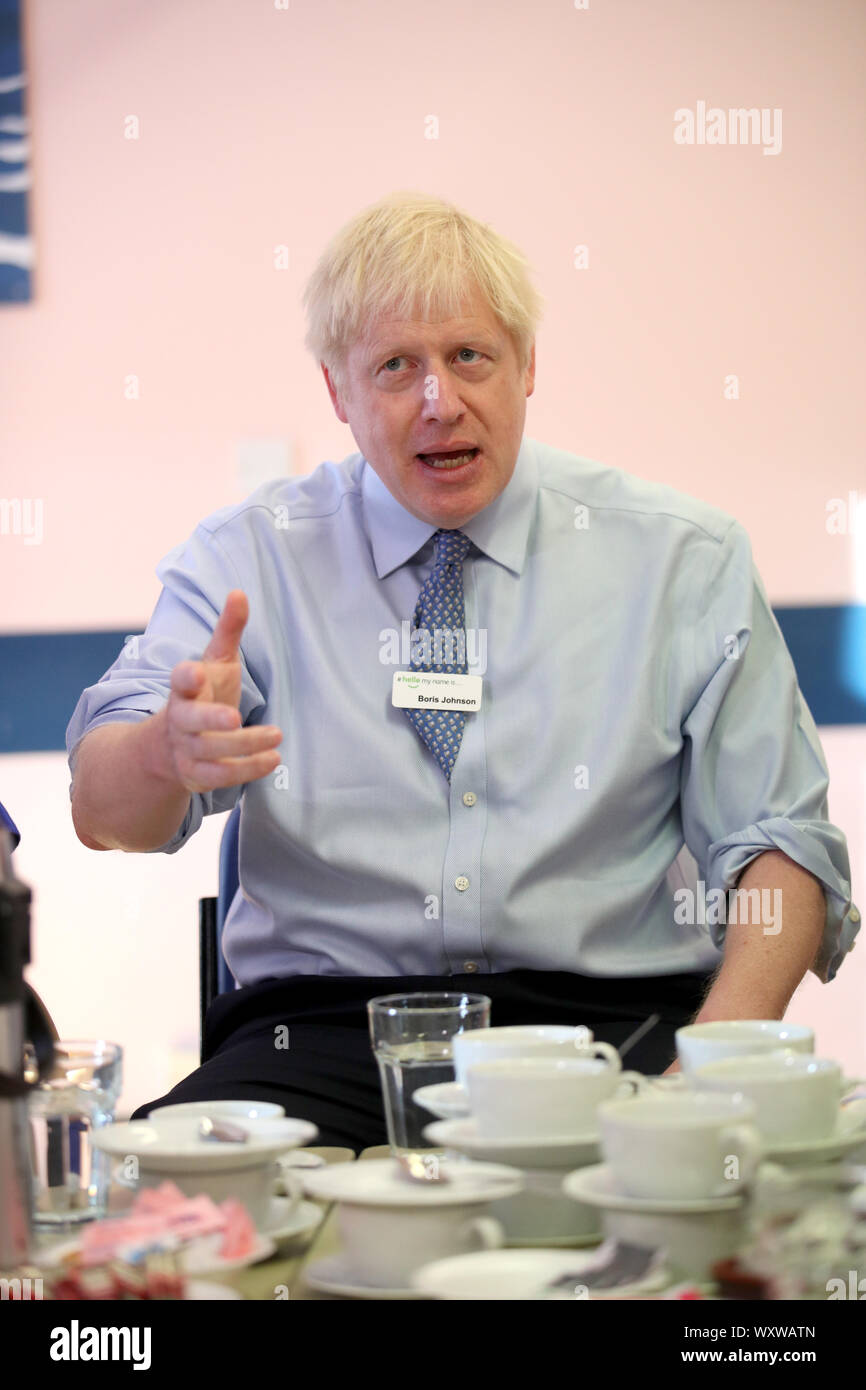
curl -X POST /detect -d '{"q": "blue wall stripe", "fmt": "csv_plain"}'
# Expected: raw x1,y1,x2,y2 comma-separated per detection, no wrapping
774,605,866,725
0,631,131,754
0,606,864,755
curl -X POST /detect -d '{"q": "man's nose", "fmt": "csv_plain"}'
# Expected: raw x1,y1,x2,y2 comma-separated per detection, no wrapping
419,366,465,420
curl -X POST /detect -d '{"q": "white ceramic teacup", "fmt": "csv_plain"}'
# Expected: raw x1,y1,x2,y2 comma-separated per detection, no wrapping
131,1156,303,1227
337,1203,505,1286
452,1024,603,1088
92,1115,311,1227
599,1091,762,1201
688,1052,844,1144
300,1158,522,1286
675,1020,814,1075
466,1053,645,1140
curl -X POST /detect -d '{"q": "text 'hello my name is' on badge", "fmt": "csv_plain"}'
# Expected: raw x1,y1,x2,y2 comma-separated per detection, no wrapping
391,671,483,712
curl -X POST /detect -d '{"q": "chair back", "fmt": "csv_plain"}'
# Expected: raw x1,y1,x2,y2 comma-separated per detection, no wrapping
216,802,242,995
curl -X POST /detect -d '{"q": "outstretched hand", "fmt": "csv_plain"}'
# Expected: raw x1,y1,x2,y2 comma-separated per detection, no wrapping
163,590,283,793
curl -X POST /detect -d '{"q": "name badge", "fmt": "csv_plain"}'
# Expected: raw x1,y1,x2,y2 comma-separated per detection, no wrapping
391,671,482,712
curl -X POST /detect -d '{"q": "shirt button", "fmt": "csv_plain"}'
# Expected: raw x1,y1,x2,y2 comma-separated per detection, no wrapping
463,960,479,973
850,907,861,923
455,875,470,892
462,792,477,807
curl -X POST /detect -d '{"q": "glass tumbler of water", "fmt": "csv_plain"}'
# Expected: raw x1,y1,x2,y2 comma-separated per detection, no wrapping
368,993,490,1155
28,1040,123,1226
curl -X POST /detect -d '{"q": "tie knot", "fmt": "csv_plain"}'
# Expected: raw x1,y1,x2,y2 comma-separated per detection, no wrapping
433,529,472,569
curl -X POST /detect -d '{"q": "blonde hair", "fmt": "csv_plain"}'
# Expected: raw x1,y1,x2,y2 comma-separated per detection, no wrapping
302,191,544,398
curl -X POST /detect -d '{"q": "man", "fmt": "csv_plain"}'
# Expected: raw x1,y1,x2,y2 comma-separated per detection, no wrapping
66,191,859,1149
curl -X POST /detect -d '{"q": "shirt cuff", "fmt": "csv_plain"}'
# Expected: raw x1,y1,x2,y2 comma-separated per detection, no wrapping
704,815,861,984
142,795,205,855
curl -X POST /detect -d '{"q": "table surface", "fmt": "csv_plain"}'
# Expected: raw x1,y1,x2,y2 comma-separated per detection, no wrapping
33,1143,866,1300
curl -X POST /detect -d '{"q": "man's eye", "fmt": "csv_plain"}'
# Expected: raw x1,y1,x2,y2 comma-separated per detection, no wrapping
382,349,482,372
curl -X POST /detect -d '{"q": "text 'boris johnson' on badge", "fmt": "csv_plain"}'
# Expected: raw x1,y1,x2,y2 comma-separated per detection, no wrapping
391,671,483,712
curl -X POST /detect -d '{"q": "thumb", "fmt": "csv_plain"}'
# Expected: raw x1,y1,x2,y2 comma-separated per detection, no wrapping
203,589,249,663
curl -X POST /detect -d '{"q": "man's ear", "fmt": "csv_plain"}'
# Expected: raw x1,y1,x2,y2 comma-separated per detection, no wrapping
322,362,349,424
525,341,536,399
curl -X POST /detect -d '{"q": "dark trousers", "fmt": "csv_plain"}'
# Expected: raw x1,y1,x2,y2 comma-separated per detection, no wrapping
131,968,713,1151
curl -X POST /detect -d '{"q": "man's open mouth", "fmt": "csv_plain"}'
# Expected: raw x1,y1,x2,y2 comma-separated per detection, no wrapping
416,448,480,470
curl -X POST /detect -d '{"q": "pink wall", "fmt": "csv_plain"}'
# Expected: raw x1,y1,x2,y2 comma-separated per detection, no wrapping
1,0,863,1110
3,0,865,627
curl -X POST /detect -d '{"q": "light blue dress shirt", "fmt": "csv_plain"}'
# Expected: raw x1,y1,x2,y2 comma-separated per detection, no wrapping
66,436,860,985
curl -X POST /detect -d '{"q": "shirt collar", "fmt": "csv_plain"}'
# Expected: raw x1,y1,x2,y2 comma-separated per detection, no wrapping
361,435,537,578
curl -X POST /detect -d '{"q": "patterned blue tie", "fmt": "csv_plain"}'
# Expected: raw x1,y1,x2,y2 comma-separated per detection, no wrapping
404,529,473,781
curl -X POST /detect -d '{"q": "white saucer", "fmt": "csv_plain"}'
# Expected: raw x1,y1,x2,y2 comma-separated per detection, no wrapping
303,1253,432,1300
410,1242,672,1300
763,1105,866,1164
301,1156,523,1207
413,1081,470,1120
44,1229,276,1277
263,1197,324,1248
190,1198,323,1265
422,1117,601,1167
416,1077,686,1116
505,1231,604,1249
416,1076,685,1118
173,1230,276,1275
92,1116,319,1171
563,1163,744,1215
277,1150,327,1170
151,1100,287,1121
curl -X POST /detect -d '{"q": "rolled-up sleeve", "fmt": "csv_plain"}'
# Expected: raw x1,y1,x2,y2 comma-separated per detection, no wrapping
679,519,860,983
65,524,267,854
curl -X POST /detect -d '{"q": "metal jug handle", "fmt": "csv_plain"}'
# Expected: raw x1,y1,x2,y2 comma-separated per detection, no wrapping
24,982,58,1082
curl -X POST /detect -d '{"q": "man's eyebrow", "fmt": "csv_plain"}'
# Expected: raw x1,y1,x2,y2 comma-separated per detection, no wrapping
366,334,499,361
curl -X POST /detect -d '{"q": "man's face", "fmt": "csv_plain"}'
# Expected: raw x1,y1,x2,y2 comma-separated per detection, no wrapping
322,284,535,529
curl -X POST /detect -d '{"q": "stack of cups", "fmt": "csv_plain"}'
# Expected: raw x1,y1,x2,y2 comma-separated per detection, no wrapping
459,1028,646,1141
454,1025,647,1244
676,1020,860,1153
595,1020,794,1203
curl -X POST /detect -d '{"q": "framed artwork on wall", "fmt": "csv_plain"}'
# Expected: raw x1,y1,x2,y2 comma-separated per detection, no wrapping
0,0,31,303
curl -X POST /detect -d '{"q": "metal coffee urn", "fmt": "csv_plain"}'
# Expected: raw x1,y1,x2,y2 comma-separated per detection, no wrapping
0,826,55,1266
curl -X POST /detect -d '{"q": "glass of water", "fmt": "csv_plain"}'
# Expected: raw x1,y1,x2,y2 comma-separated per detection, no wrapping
28,1040,123,1226
368,993,490,1155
